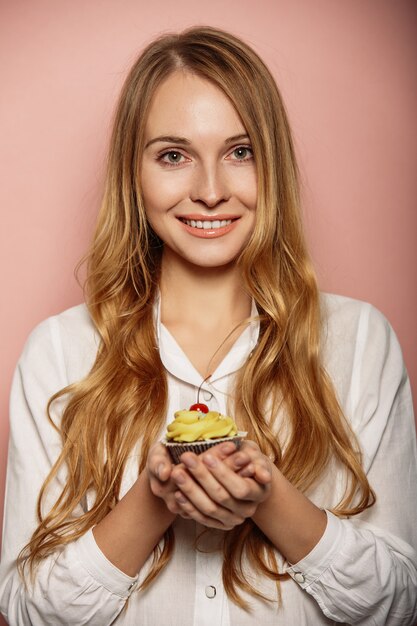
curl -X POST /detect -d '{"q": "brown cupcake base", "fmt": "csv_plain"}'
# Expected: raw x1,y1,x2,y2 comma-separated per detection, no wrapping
162,433,247,465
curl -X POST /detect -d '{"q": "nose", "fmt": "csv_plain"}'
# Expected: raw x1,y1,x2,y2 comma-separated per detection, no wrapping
190,163,230,208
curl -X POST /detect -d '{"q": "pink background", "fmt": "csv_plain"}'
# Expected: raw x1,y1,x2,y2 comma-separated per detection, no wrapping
0,2,416,620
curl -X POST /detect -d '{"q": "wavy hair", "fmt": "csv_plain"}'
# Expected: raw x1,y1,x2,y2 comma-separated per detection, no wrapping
19,26,375,608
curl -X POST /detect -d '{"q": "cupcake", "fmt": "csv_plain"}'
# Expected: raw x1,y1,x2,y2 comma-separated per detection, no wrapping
163,409,246,464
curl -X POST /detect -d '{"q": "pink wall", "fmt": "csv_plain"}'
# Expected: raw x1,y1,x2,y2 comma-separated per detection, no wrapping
0,2,415,621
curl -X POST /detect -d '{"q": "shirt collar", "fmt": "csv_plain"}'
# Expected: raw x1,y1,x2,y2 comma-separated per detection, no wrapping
155,293,260,387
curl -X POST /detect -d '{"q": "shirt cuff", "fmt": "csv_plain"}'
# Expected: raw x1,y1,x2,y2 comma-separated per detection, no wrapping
72,528,139,598
285,510,345,588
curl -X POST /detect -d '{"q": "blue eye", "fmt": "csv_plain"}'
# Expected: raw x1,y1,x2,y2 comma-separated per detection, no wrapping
160,151,184,165
231,146,253,161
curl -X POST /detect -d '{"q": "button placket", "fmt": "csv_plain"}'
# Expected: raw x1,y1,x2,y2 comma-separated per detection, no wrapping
194,525,225,625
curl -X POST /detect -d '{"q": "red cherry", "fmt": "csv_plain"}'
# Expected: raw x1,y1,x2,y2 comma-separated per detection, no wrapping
189,403,209,413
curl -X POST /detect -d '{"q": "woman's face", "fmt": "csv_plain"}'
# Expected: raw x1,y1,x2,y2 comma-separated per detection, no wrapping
140,71,257,269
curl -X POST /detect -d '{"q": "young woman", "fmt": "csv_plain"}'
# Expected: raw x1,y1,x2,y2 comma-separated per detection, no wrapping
1,26,416,626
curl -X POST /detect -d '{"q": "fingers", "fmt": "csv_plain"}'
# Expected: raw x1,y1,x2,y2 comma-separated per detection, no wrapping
147,443,173,482
208,441,240,460
208,444,258,478
173,462,256,515
146,443,185,514
146,439,273,528
173,490,246,530
223,442,272,485
239,460,271,484
171,453,266,525
225,450,255,475
200,453,268,502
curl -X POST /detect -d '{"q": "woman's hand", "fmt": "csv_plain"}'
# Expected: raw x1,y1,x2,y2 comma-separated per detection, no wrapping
146,441,255,517
225,440,272,483
171,440,272,530
146,442,184,515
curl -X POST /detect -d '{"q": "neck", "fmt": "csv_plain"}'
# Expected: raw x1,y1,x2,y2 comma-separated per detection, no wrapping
158,250,252,377
159,250,251,323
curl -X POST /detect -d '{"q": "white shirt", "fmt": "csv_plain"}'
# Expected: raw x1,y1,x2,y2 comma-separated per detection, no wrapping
1,293,416,625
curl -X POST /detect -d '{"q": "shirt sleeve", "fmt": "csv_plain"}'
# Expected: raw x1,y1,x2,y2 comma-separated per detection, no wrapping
0,317,138,626
286,303,417,624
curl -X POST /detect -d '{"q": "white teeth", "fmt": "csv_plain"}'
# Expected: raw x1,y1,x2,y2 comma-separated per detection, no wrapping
182,219,233,229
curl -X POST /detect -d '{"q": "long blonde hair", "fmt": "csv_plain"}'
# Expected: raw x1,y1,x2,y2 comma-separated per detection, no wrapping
20,26,375,608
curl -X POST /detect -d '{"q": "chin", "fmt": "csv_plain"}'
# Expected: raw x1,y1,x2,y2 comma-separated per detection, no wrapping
164,242,246,270
186,254,240,269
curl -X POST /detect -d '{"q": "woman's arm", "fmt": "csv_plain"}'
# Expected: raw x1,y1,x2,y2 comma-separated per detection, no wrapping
92,469,174,578
166,304,417,625
274,371,417,626
0,314,173,626
172,443,327,564
170,428,417,626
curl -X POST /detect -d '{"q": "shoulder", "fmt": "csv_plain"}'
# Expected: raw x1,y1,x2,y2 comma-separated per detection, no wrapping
319,292,397,355
321,291,380,327
20,303,99,386
319,293,406,419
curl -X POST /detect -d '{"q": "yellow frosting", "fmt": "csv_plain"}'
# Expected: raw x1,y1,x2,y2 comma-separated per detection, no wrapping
166,410,238,443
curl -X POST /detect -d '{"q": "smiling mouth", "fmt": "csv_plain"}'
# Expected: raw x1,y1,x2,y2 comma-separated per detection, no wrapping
179,218,235,229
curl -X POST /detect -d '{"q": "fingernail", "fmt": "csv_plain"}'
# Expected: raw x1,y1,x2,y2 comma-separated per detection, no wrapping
203,454,217,468
183,455,197,469
175,492,187,504
156,464,164,479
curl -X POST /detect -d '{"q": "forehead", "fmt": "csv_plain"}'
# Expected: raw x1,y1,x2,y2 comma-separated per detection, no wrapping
144,71,246,140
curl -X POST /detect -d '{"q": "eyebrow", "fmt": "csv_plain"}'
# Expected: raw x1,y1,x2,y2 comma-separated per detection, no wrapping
144,133,250,149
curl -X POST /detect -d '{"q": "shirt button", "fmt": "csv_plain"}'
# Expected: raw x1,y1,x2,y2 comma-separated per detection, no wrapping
293,572,305,584
205,585,216,598
202,390,213,401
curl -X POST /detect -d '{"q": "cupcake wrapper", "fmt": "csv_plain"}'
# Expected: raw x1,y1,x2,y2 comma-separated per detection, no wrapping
162,432,247,465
